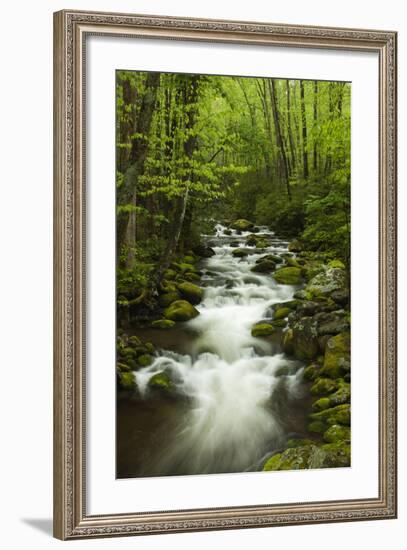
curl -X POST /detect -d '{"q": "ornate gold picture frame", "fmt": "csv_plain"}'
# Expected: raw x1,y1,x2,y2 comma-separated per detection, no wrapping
53,9,397,540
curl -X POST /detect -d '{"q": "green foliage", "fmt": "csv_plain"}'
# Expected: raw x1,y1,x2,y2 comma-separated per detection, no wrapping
301,168,350,263
256,192,306,236
116,71,351,318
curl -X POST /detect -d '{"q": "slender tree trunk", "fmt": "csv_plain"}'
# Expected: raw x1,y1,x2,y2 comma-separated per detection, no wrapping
268,80,291,199
324,83,334,176
300,80,309,179
255,79,274,179
238,79,256,129
337,82,345,115
286,80,297,174
313,80,318,173
117,77,138,174
292,80,301,160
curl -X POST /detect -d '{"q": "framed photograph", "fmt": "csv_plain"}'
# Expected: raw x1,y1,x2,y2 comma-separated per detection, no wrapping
53,9,397,540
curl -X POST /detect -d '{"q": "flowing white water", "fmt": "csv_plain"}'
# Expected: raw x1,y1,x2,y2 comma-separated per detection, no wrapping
133,224,306,475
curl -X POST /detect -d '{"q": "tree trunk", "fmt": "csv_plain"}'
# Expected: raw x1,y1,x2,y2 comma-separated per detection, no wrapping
313,80,318,173
117,77,138,174
286,80,297,174
154,76,200,287
300,80,309,179
255,79,275,180
268,80,291,199
324,83,334,176
118,72,160,269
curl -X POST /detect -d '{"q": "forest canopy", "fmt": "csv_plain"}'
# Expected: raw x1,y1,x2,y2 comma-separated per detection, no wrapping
116,71,350,321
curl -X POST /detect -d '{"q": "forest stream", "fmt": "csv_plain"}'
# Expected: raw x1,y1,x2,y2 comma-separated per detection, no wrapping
117,224,313,478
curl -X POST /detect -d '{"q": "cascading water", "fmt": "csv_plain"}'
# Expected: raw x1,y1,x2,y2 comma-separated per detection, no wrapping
123,224,309,477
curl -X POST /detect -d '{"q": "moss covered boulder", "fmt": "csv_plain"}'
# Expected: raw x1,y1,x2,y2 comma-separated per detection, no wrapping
118,371,137,391
148,371,174,394
178,262,199,275
164,300,199,322
120,346,138,361
309,404,351,428
193,244,215,258
308,420,326,434
302,260,326,282
329,382,351,406
310,377,339,396
163,268,177,280
159,291,181,307
232,248,250,258
273,266,303,285
230,219,254,231
312,397,331,411
263,442,349,471
305,267,348,299
320,441,350,467
303,363,321,381
251,323,274,337
285,256,301,268
145,342,154,354
323,424,351,443
137,354,153,367
160,279,178,293
127,335,142,347
273,307,292,320
288,239,304,253
256,253,283,264
177,282,203,305
184,272,201,283
289,316,320,360
293,289,313,301
328,259,346,269
251,260,275,273
246,234,258,246
117,362,131,373
255,239,268,249
263,446,317,471
313,309,350,337
151,319,176,329
320,332,350,378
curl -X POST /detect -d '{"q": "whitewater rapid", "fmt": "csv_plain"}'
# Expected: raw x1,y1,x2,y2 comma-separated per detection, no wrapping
133,224,306,475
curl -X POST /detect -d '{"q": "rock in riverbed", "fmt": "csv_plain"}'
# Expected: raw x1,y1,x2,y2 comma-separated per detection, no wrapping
251,260,275,273
273,266,303,285
263,441,350,470
164,300,200,322
230,219,254,231
177,282,203,305
251,323,274,337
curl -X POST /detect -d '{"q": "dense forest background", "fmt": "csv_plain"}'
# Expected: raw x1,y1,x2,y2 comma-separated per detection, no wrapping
116,71,350,321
